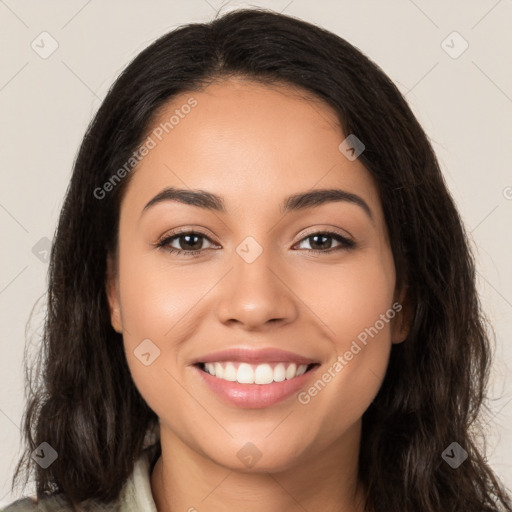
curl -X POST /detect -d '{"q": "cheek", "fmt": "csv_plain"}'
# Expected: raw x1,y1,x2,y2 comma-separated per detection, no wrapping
117,243,204,342
295,252,396,433
114,243,189,403
300,249,396,345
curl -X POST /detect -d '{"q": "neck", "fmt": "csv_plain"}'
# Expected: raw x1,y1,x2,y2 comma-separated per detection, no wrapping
150,421,366,512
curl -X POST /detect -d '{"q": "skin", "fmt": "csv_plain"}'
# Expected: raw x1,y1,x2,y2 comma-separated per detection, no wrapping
106,77,409,512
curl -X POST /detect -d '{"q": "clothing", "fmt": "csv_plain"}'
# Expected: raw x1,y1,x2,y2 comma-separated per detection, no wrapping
2,445,159,512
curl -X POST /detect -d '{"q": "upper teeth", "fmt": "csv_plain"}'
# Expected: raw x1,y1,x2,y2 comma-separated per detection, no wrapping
203,362,309,385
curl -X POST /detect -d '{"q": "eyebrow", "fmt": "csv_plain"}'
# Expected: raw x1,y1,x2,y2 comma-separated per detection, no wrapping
142,186,373,220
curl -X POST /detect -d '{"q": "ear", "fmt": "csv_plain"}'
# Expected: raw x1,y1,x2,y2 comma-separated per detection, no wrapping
391,284,411,344
106,253,123,333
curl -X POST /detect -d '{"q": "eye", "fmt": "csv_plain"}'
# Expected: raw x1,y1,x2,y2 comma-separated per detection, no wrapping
294,231,354,253
156,231,216,256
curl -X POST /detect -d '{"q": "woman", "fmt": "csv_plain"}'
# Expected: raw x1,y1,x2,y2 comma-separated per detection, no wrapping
5,7,511,512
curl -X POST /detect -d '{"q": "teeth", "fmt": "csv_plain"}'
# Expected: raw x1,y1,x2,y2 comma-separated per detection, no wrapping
254,364,274,385
202,361,310,384
285,363,297,380
223,363,237,381
237,363,254,384
273,363,286,382
214,362,223,379
296,364,308,377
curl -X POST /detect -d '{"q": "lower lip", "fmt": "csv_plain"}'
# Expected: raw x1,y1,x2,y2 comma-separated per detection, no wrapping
194,365,318,409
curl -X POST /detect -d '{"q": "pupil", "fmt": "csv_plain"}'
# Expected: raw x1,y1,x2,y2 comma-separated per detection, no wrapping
182,234,202,250
311,234,330,250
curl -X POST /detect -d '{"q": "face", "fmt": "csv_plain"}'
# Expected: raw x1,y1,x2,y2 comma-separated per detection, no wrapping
107,78,408,473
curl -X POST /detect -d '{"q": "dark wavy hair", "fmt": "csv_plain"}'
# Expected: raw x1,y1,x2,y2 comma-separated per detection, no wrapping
10,7,511,512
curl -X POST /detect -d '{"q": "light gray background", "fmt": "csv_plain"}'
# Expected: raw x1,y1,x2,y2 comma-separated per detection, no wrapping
1,0,511,506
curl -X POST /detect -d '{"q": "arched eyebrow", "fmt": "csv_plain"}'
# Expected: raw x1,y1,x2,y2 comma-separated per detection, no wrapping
141,186,373,221
283,188,373,220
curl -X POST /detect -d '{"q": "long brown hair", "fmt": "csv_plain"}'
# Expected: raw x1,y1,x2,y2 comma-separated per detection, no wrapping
11,7,512,511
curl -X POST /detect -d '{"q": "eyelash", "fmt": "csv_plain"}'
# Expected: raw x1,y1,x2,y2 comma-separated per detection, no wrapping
155,229,355,257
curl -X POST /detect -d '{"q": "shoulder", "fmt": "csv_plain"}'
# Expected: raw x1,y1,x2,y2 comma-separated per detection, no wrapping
2,495,118,511
2,494,70,511
2,442,160,512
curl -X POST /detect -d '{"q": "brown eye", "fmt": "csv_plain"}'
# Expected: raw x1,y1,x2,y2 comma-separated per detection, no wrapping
295,232,354,253
174,233,204,251
157,231,216,255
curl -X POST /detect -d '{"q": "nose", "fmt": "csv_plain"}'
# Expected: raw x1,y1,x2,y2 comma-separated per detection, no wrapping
215,246,298,331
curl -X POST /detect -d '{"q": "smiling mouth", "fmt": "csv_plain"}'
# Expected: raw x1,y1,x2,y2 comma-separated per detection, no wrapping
197,361,318,385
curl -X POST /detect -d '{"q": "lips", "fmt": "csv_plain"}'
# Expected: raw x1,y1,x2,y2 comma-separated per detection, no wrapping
191,347,320,408
192,347,317,366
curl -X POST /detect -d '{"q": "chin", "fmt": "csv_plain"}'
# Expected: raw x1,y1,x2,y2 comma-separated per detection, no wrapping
201,436,311,474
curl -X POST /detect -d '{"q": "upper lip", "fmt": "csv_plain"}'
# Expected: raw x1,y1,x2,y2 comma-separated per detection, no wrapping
192,347,318,365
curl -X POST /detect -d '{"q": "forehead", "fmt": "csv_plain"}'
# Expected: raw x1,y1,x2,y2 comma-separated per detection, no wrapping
122,78,382,221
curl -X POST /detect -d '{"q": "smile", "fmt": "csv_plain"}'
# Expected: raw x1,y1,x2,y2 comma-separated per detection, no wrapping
191,347,320,408
200,361,314,384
